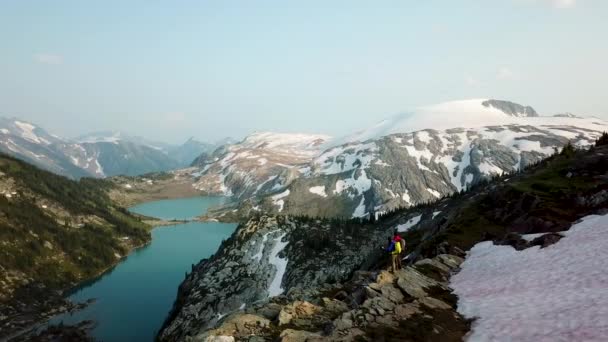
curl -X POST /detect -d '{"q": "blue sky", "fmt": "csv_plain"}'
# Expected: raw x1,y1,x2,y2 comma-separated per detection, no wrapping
1,0,607,143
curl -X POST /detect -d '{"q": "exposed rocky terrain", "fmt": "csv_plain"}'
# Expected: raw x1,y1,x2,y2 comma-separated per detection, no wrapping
185,254,469,342
159,139,608,341
190,132,331,199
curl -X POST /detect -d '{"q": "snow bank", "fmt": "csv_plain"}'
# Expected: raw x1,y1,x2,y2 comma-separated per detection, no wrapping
268,233,289,297
271,189,290,212
451,214,608,342
397,214,422,232
352,196,366,218
15,121,45,144
308,186,327,197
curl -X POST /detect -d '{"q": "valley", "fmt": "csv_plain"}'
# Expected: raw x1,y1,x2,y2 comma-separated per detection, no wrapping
1,99,607,341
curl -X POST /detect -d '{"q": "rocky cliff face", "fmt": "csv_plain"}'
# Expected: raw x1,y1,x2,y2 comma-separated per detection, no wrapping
159,215,393,341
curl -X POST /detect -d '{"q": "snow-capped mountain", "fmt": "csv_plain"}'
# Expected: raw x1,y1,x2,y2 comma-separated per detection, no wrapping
0,118,215,178
0,118,92,177
247,99,608,219
191,132,331,199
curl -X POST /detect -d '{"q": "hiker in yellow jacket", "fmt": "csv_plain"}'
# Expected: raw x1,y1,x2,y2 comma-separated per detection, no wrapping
385,236,402,273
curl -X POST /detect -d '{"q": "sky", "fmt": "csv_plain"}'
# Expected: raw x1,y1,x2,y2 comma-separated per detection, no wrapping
1,0,607,144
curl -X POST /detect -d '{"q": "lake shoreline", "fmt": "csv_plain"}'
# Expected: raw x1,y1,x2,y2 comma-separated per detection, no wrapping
32,196,236,342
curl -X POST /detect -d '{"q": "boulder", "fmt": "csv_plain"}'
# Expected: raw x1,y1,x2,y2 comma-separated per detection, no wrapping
417,297,452,310
379,284,404,304
395,267,441,299
416,258,451,273
279,329,322,342
436,254,464,269
204,314,270,337
394,303,422,321
278,301,321,326
256,303,283,320
321,298,349,316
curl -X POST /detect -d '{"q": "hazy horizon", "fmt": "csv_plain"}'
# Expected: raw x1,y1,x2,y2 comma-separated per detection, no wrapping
2,0,607,144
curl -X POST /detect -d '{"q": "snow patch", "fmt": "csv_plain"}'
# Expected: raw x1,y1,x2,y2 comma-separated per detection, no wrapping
352,196,367,218
397,214,422,232
333,170,372,198
309,186,327,197
268,233,289,297
15,121,42,144
271,189,290,212
451,214,608,342
427,188,441,198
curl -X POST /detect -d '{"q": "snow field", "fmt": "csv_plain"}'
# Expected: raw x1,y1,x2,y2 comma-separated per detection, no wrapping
451,214,608,342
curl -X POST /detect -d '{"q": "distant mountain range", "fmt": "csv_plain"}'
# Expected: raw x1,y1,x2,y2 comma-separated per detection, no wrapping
0,118,231,178
186,99,608,219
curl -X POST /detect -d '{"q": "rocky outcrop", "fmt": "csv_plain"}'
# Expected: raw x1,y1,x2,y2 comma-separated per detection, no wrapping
481,99,538,117
159,215,392,341
185,253,469,342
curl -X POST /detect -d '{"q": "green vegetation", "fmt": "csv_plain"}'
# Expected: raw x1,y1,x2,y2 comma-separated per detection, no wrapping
0,153,151,296
408,141,608,257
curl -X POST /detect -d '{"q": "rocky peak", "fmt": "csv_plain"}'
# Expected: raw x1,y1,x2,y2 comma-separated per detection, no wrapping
481,99,538,117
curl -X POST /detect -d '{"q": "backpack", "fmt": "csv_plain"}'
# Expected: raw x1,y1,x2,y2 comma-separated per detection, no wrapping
387,242,395,253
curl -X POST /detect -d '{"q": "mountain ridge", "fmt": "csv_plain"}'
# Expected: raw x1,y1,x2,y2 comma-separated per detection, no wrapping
189,99,608,221
0,118,226,179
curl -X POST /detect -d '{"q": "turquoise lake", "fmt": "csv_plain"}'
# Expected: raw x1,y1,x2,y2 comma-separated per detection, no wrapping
48,196,237,342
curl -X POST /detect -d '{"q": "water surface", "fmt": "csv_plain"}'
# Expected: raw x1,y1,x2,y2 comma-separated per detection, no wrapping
48,196,236,342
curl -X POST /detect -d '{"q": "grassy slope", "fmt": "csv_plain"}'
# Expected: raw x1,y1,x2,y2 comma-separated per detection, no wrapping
400,143,608,258
0,153,151,298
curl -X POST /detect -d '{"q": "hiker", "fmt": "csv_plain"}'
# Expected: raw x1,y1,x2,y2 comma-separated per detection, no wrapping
385,235,402,273
393,233,405,269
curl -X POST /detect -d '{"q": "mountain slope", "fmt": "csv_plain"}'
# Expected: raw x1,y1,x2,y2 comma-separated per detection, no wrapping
159,138,608,341
0,118,211,178
245,100,608,219
191,132,331,199
0,118,92,178
0,153,151,336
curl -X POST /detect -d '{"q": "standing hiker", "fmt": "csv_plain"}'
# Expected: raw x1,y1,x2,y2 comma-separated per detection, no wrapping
393,232,406,269
385,235,402,273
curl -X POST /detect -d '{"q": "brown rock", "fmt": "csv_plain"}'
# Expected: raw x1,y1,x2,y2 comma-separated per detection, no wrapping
278,301,321,326
417,296,452,310
395,267,441,299
436,254,464,269
380,284,405,304
279,329,322,342
394,302,421,320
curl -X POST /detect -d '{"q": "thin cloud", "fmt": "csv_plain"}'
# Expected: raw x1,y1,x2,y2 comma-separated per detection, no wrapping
465,75,483,87
34,53,64,65
497,67,519,81
550,0,577,8
164,112,187,125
